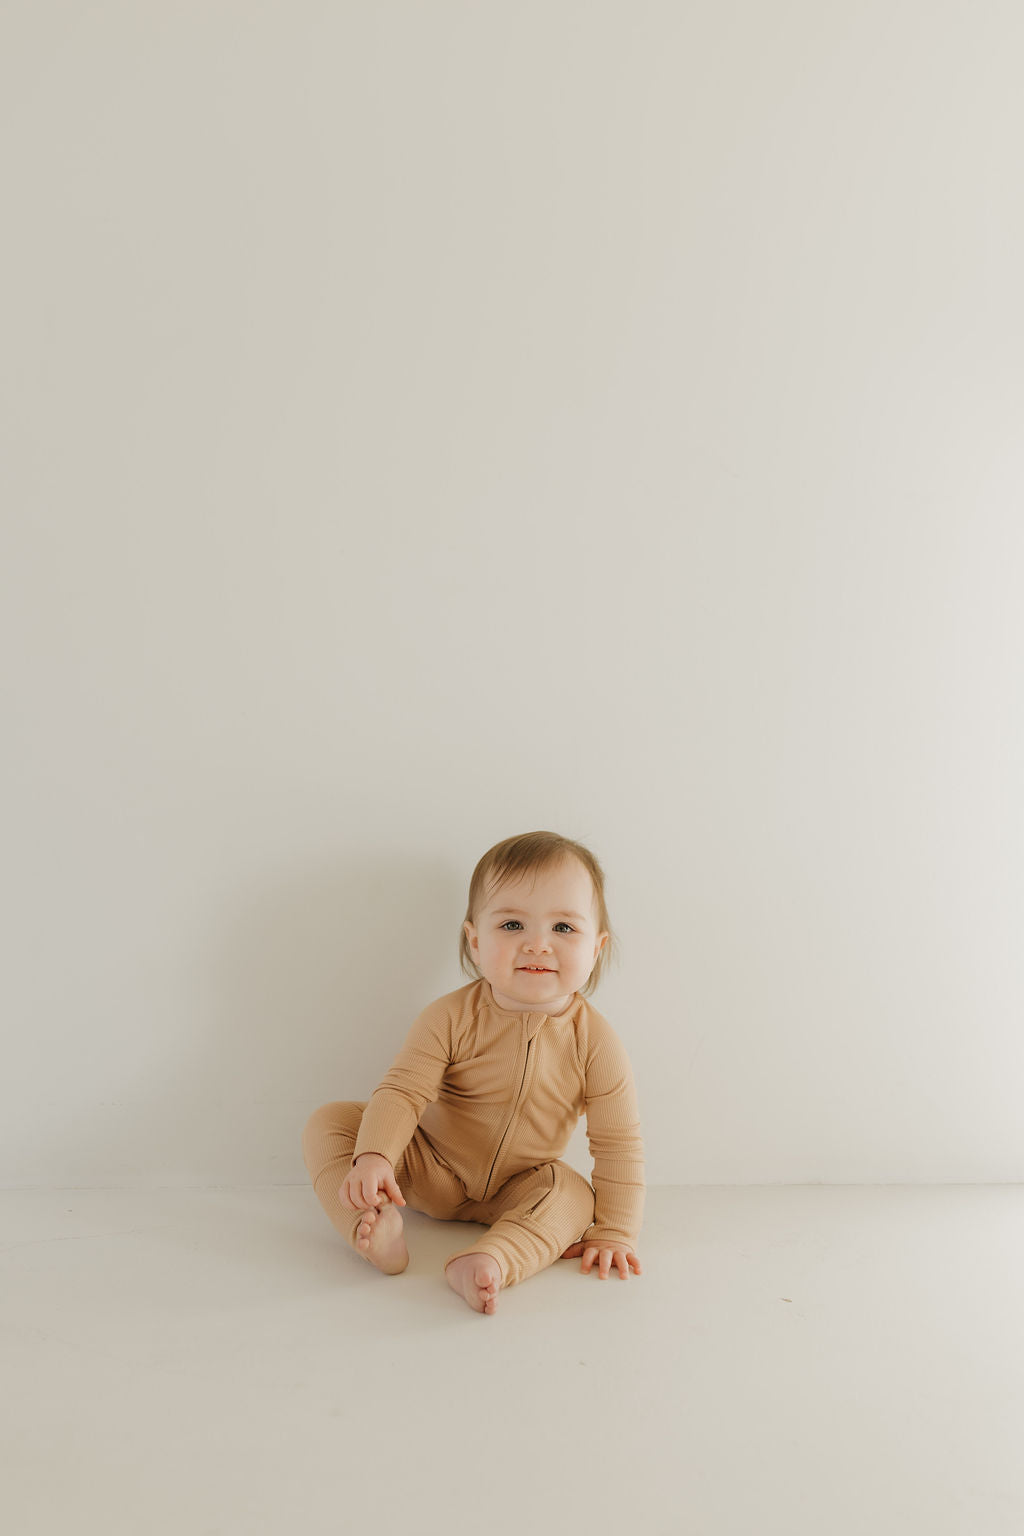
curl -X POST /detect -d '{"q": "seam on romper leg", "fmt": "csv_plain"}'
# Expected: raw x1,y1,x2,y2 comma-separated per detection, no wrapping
523,1163,557,1218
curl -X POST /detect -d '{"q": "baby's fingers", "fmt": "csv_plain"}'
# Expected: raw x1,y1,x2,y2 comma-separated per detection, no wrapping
579,1244,643,1279
580,1245,607,1276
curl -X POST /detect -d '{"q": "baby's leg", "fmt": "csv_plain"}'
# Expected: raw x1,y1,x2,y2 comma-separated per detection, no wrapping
444,1161,596,1307
302,1101,469,1278
302,1101,407,1271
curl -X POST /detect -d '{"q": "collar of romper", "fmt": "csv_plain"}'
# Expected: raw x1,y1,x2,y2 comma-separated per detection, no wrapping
480,976,582,1031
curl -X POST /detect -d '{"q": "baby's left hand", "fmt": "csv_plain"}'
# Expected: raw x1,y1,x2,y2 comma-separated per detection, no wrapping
560,1240,642,1279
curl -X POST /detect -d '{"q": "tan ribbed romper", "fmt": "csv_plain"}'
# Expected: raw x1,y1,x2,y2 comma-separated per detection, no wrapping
302,978,645,1289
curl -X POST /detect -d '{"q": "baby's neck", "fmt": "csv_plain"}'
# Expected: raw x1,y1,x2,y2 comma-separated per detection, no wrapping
489,984,575,1016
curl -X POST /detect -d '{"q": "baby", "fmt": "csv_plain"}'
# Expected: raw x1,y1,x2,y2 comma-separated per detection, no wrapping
302,829,645,1314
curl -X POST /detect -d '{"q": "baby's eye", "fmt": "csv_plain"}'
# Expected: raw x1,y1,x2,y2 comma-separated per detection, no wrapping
500,920,575,933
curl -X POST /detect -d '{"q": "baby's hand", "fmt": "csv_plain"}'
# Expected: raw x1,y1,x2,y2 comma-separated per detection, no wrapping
338,1153,407,1213
560,1240,642,1279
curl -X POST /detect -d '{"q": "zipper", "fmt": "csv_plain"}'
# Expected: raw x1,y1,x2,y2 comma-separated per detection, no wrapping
481,1035,534,1201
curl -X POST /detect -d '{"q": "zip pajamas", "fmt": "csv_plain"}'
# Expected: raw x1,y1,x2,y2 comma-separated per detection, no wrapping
302,978,645,1289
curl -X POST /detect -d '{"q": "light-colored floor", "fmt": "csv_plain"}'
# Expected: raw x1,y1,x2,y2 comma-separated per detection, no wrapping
2,1185,1022,1536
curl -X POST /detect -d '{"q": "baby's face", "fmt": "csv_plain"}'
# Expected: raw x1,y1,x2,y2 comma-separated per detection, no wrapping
464,858,609,1014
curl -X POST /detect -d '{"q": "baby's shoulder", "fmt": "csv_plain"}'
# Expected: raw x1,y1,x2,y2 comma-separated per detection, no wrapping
417,980,477,1012
572,996,634,1063
573,995,616,1037
409,979,482,1036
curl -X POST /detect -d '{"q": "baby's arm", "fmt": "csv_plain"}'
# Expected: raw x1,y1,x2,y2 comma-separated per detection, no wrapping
578,1012,646,1276
350,997,453,1171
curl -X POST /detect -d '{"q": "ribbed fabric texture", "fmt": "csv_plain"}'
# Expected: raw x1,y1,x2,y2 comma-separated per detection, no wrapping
352,977,645,1248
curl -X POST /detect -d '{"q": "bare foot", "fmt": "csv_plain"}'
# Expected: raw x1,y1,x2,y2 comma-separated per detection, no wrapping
445,1253,502,1314
352,1197,409,1275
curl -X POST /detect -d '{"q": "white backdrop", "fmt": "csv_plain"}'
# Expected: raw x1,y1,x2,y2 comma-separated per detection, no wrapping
3,1,1022,1188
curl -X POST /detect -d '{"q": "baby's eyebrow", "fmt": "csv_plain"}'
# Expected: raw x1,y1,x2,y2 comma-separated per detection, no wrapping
491,909,587,922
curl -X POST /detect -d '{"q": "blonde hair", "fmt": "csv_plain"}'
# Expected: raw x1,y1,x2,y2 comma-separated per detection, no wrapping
458,829,618,997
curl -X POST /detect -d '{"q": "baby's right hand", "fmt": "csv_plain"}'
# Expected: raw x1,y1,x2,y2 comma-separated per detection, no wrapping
339,1153,407,1213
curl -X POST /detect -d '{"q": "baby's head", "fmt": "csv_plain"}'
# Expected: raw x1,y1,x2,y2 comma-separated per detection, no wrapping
459,830,616,1004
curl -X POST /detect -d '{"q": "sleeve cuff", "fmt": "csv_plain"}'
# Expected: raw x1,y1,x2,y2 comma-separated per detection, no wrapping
583,1226,638,1249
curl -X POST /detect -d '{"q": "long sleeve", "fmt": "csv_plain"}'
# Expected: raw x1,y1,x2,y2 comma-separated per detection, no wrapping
581,1014,645,1248
351,1000,452,1170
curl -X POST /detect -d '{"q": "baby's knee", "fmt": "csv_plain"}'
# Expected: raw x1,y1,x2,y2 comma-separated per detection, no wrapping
552,1163,596,1229
301,1100,364,1173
